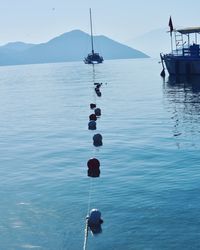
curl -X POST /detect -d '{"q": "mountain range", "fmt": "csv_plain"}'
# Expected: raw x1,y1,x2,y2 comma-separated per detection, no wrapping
127,28,171,58
0,30,149,66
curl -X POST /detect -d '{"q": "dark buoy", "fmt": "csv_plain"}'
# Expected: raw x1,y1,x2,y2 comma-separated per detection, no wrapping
89,114,97,121
95,85,102,92
93,133,103,147
87,208,103,234
160,53,166,78
90,103,96,109
96,90,102,97
87,158,100,177
94,83,102,88
94,108,101,116
88,120,96,130
160,69,165,77
95,86,102,97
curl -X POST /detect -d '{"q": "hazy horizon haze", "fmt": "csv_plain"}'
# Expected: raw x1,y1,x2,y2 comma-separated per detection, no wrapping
1,0,200,46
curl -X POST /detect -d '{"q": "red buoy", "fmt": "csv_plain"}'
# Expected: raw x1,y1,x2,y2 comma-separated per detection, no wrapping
87,158,100,177
89,114,97,121
87,158,100,168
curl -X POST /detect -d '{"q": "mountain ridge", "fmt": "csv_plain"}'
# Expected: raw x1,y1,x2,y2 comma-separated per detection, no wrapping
0,30,149,66
126,27,170,58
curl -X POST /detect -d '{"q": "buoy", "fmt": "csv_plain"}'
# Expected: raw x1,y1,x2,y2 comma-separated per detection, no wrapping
88,120,96,130
87,158,100,168
95,86,102,97
87,208,103,234
89,114,97,121
94,83,102,88
95,86,99,92
90,103,96,109
94,108,101,116
87,158,100,177
96,90,102,97
93,133,103,146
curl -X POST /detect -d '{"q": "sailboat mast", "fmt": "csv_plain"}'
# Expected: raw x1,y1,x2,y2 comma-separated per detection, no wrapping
89,8,94,54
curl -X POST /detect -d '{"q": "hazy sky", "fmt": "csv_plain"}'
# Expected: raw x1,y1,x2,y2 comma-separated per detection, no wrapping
1,0,200,45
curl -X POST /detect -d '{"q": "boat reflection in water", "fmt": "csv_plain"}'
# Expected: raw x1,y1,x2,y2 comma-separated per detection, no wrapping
167,75,200,92
163,75,200,147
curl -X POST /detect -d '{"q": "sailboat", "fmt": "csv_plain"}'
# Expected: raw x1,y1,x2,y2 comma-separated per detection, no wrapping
84,8,104,64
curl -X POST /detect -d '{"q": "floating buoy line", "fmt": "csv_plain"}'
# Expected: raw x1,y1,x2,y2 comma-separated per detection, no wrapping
83,65,105,250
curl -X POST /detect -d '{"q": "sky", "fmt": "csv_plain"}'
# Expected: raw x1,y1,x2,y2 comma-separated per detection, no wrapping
1,0,200,45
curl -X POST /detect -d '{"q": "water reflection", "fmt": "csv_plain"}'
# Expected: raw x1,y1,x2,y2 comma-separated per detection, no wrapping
163,75,200,146
167,75,200,92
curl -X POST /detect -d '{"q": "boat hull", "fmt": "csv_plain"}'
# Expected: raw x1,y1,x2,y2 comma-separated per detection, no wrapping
84,53,104,64
84,59,103,64
163,54,200,75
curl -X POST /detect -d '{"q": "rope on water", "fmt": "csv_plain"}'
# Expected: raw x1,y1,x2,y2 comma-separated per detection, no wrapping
83,64,98,250
83,218,89,250
87,178,93,215
83,178,93,250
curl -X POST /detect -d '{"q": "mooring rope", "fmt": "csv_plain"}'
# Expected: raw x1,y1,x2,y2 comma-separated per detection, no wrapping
87,178,93,215
83,64,102,250
83,178,93,250
83,218,89,250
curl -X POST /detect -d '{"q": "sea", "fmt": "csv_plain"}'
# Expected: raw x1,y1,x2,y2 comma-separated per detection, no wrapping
0,58,200,250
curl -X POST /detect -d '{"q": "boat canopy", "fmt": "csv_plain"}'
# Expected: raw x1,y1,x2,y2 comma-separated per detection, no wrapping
177,27,200,34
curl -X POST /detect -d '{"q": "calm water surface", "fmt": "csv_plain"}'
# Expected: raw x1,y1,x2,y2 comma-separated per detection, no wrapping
0,59,200,250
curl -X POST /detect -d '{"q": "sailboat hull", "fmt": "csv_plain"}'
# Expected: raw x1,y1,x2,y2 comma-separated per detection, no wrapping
84,53,104,64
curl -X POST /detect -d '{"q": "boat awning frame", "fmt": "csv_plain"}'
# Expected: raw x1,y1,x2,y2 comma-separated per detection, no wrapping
176,27,200,34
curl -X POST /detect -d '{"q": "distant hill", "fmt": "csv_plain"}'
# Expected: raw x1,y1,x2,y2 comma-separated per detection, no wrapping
0,42,35,52
127,28,171,58
0,30,149,66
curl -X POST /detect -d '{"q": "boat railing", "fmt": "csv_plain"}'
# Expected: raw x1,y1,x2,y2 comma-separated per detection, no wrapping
183,44,200,57
171,45,200,57
88,52,100,56
171,49,184,56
